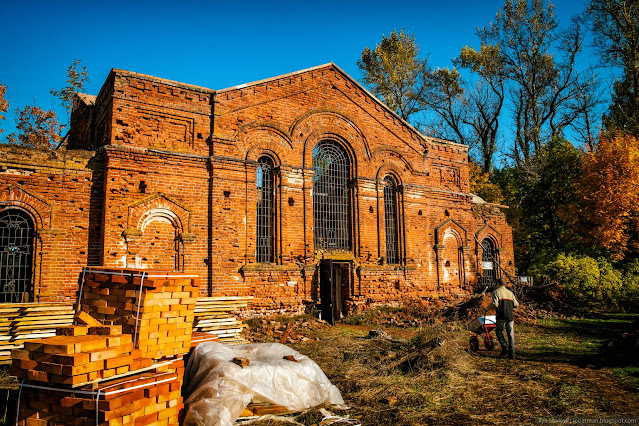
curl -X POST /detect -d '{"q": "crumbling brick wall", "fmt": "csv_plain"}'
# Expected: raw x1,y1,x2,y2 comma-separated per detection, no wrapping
1,64,515,313
0,146,104,301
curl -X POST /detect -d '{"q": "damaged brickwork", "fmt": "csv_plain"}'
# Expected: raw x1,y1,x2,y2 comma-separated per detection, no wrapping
0,63,515,317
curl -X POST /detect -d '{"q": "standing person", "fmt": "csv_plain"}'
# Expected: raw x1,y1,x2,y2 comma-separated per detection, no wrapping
488,278,520,359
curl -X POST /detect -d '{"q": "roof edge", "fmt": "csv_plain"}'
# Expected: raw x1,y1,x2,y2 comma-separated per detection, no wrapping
110,69,215,94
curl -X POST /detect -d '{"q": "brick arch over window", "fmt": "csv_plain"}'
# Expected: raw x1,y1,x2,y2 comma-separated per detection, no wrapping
123,194,193,271
296,110,371,167
238,125,294,163
0,185,53,230
126,193,191,236
475,224,502,249
434,219,468,290
372,147,416,180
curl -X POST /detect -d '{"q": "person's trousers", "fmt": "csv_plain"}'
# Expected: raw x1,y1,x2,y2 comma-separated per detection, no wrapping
496,319,515,354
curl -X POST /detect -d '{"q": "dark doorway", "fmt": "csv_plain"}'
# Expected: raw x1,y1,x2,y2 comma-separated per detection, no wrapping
0,209,34,303
319,260,350,324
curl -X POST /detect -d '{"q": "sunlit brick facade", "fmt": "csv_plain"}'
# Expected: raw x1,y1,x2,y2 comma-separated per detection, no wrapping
0,64,514,319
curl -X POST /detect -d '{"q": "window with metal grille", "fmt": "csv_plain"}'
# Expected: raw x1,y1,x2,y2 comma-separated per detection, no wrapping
313,141,351,250
256,156,275,262
481,238,498,284
0,209,34,303
383,176,399,264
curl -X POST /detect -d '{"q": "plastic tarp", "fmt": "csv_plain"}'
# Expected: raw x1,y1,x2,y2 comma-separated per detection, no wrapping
183,342,344,426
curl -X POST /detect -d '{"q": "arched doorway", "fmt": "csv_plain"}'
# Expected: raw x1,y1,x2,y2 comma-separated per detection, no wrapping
0,209,34,302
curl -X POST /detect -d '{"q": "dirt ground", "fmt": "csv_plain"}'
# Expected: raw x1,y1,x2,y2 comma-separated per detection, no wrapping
246,306,639,425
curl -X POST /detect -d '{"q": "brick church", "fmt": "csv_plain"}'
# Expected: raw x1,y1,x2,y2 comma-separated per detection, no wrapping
0,63,514,321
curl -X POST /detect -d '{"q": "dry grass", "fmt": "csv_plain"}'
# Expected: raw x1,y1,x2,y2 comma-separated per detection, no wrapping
247,310,639,425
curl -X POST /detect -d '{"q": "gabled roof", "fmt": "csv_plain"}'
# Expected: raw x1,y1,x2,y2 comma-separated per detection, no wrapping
218,62,431,147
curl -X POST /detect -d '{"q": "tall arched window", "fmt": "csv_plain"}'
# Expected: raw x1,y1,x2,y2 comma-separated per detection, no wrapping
0,208,34,303
256,156,275,262
313,141,351,250
383,176,400,264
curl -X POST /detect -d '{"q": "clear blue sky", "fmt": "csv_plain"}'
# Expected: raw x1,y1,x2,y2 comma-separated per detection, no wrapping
0,0,595,139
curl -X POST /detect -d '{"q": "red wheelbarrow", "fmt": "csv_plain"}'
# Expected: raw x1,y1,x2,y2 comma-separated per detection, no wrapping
466,314,496,351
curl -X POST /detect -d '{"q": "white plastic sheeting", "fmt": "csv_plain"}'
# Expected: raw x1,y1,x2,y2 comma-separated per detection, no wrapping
183,342,344,426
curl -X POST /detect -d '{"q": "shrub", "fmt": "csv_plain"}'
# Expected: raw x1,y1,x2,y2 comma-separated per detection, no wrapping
622,259,639,311
536,253,623,310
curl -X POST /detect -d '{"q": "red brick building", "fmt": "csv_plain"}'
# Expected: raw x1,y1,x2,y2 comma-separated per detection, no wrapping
0,64,514,320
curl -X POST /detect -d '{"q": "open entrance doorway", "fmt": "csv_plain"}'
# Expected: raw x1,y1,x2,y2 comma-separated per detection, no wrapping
319,259,351,325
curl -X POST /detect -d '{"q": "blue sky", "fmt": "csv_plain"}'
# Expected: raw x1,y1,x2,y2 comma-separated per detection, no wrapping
1,0,596,140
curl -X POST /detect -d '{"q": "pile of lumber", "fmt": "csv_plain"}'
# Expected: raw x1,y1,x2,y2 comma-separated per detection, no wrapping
0,304,74,361
12,268,198,426
193,297,251,344
0,289,251,364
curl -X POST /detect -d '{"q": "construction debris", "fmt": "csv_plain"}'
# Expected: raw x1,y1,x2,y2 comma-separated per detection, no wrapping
245,317,328,344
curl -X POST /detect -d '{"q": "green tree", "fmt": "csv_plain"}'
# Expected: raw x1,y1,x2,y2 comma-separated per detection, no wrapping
498,137,583,273
6,104,61,150
357,29,429,122
588,0,639,135
474,0,597,162
50,58,89,127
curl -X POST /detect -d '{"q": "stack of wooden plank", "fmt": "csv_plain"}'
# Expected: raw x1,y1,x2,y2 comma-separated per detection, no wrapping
0,291,251,364
0,304,74,362
192,297,251,344
9,325,153,387
16,370,183,426
78,268,200,359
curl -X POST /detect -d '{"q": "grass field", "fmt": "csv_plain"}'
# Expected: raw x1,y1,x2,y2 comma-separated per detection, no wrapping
0,312,636,425
250,312,639,425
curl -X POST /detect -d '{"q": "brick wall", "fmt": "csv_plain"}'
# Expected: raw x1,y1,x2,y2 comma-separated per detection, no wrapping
1,64,515,314
0,146,103,301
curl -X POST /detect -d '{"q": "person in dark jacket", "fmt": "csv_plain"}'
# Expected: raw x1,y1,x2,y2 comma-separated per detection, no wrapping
487,278,520,359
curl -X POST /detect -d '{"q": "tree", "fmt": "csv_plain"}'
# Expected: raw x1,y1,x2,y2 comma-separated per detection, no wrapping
6,104,61,150
357,30,429,122
50,58,89,126
588,0,639,135
0,82,8,138
497,137,582,273
469,160,505,203
473,0,598,162
570,132,639,261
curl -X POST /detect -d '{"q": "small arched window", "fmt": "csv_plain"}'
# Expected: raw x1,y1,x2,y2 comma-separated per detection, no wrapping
256,156,276,262
383,176,400,264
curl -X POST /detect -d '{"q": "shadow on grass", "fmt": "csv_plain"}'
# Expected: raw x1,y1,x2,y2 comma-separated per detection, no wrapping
519,313,638,370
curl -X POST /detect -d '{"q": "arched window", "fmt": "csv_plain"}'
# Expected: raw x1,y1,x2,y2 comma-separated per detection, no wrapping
481,237,498,284
383,176,399,264
256,156,275,262
313,141,351,250
0,209,34,303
